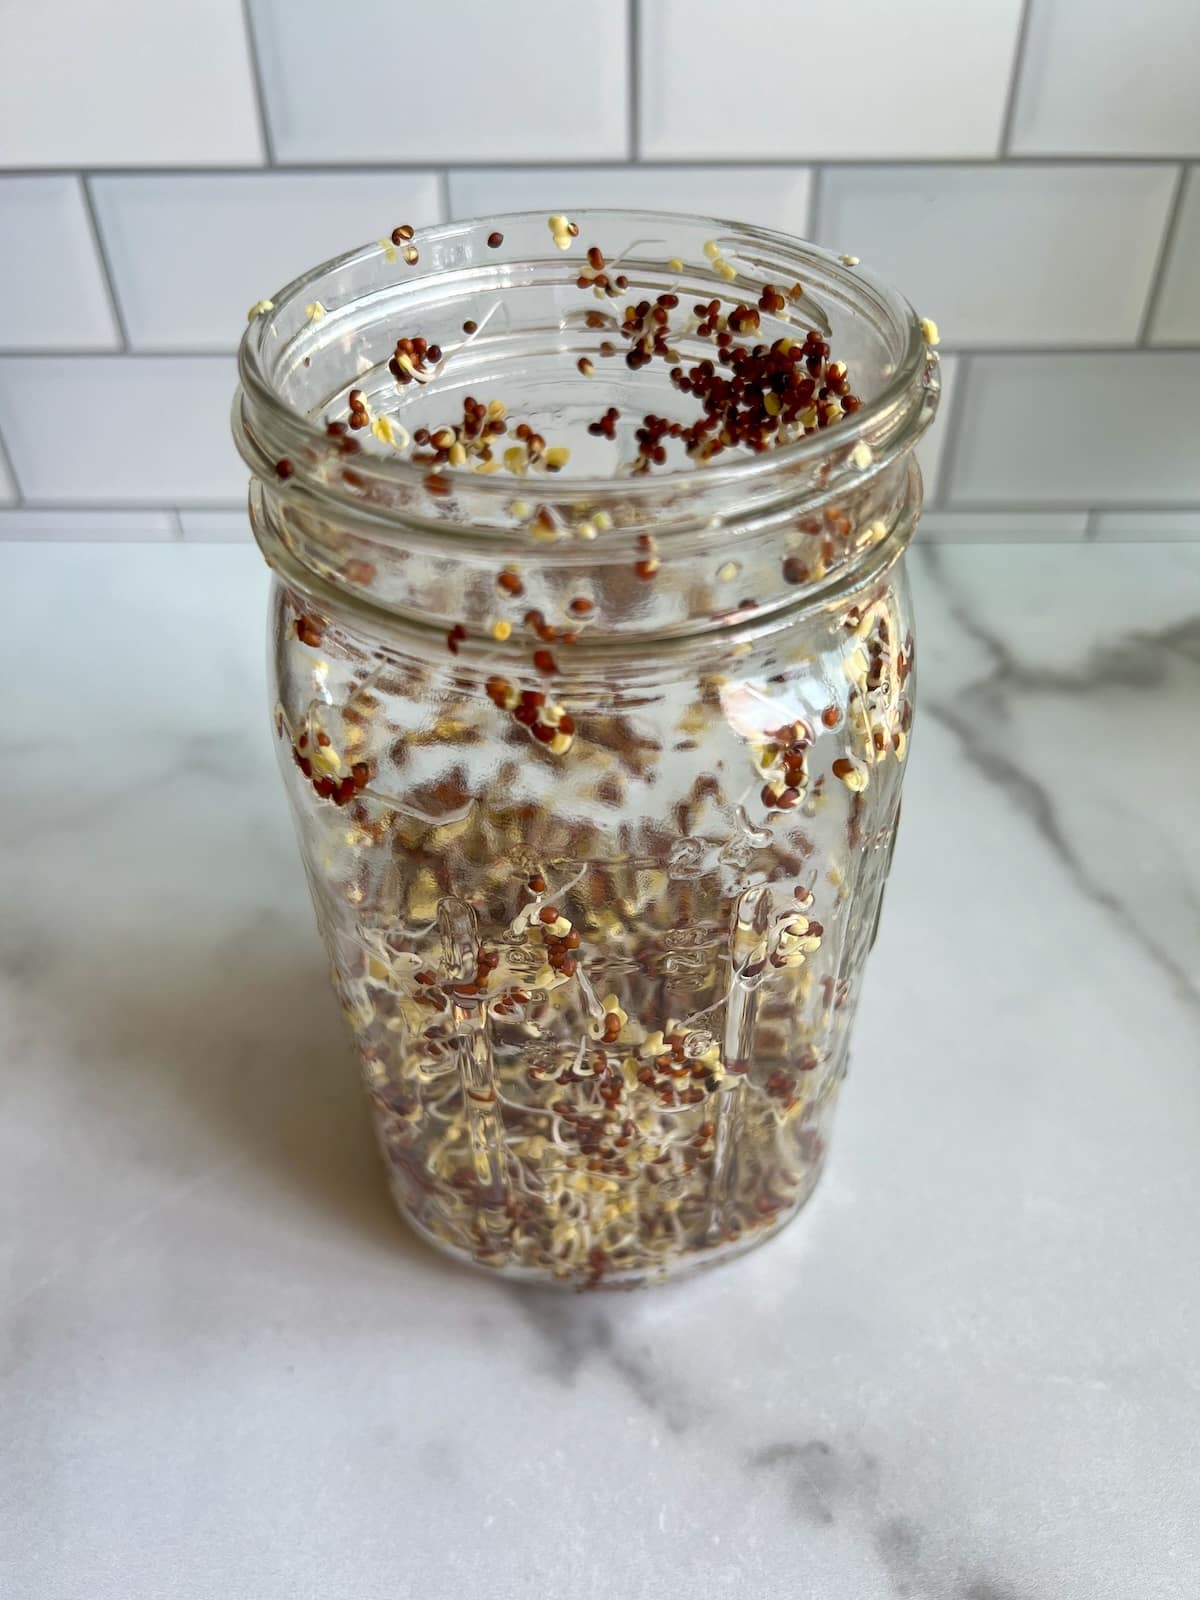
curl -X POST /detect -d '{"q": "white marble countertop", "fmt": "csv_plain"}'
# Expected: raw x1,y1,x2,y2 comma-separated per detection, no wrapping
2,541,1198,1600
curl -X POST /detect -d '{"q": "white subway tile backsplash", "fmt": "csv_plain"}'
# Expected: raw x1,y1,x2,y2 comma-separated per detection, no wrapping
1093,511,1200,542
0,179,120,351
1150,169,1200,344
0,509,178,541
917,354,959,504
947,354,1200,505
179,510,253,542
0,2,263,167
0,358,244,505
817,165,1175,347
450,168,812,235
918,511,1088,541
93,173,442,352
250,0,627,163
1011,0,1200,155
640,0,1024,159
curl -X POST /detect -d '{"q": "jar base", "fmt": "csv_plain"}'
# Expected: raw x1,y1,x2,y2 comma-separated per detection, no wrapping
385,1161,825,1290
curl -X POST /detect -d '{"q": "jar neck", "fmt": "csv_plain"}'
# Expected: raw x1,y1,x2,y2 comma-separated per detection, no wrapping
233,209,939,644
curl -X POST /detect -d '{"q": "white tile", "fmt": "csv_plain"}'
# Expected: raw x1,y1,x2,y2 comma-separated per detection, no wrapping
1011,0,1200,155
450,167,812,235
947,354,1200,505
251,0,627,162
1150,169,1200,344
179,509,253,542
0,1,262,167
818,165,1176,347
93,173,443,352
917,354,959,504
640,0,1024,159
918,511,1088,542
0,179,120,351
0,358,245,504
0,509,178,541
1093,510,1200,542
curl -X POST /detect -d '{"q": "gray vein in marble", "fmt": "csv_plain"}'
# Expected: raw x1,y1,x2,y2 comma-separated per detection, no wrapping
510,1291,701,1434
917,545,1200,1012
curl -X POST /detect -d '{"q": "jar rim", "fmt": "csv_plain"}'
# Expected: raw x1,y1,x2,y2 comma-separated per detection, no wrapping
235,208,934,533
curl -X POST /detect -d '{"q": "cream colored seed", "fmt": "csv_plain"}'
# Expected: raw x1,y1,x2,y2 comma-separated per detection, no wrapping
717,561,739,582
667,256,684,272
378,240,398,263
548,916,572,937
448,442,467,466
545,446,570,470
486,399,507,421
851,440,874,470
921,317,940,347
305,301,326,321
592,510,613,532
718,261,737,281
549,731,573,755
839,253,860,266
492,619,512,642
432,427,455,449
576,520,597,540
246,298,274,320
703,239,721,260
503,446,528,475
510,499,532,519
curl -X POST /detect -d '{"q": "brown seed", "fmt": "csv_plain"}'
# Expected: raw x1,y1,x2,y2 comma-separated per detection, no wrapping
462,319,478,334
497,569,524,596
821,705,840,728
487,231,504,249
568,597,593,616
532,648,558,676
782,556,807,584
274,458,294,480
577,356,595,378
390,223,414,245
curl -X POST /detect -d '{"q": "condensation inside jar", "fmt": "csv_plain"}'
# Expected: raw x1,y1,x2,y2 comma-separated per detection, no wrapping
237,210,936,1285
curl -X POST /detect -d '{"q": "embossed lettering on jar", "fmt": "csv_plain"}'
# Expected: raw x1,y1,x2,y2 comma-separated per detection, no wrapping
233,210,940,1286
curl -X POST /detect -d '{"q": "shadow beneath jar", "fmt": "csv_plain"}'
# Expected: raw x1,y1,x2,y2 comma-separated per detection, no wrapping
45,903,446,1270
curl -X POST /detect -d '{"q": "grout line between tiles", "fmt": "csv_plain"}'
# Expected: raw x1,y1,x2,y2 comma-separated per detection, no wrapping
79,176,131,351
1083,509,1100,541
807,166,824,243
168,509,186,541
0,424,22,504
4,156,1200,179
1136,165,1188,346
627,0,641,162
240,0,276,165
437,168,453,223
997,0,1036,157
942,497,1200,513
930,353,971,504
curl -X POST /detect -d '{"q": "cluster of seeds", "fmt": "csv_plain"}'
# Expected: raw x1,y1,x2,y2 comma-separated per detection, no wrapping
485,677,575,754
289,727,372,807
756,719,813,811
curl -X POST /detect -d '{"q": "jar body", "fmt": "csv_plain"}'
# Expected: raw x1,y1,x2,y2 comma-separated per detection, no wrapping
264,539,915,1285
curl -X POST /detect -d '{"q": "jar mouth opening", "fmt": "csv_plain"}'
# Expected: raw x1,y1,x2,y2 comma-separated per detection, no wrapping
236,208,933,538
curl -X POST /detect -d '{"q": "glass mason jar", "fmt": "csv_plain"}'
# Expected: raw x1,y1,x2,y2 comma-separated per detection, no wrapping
233,210,939,1286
